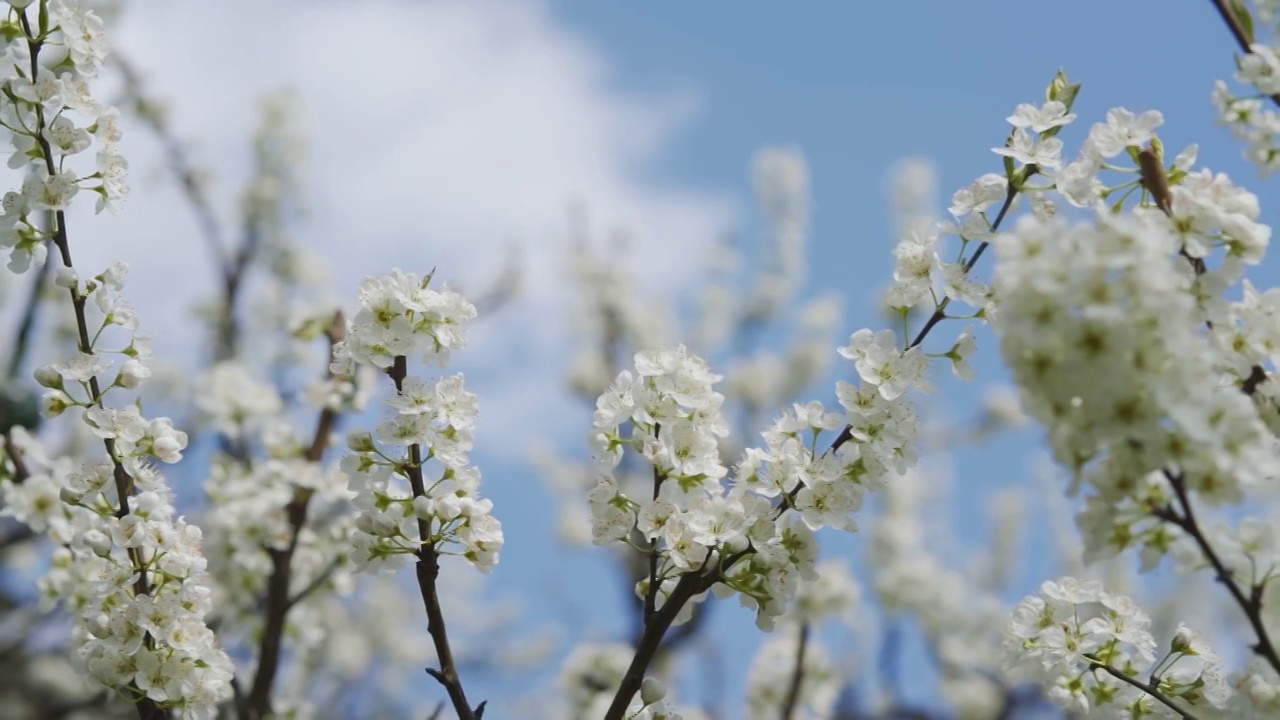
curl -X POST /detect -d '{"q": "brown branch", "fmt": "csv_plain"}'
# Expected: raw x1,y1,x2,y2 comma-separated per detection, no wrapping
1153,472,1280,675
114,55,271,364
779,623,810,720
908,180,1021,351
1088,661,1197,719
113,56,226,271
3,432,30,485
1208,0,1280,107
388,355,482,720
18,12,166,718
243,313,345,720
824,181,1022,458
284,557,340,612
644,430,663,627
605,572,716,720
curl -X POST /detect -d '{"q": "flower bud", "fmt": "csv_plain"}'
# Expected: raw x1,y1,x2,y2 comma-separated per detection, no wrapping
1171,625,1199,655
40,390,71,417
58,486,84,506
413,495,434,520
54,267,78,289
82,529,112,558
115,358,150,389
640,676,666,705
347,430,374,453
33,364,62,389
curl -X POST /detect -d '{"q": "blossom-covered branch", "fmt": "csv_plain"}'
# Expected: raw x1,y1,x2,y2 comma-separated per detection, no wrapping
336,269,499,719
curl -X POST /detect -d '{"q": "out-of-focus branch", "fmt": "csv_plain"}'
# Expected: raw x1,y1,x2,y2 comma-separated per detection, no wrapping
4,210,53,384
113,55,226,271
780,623,810,720
243,312,345,720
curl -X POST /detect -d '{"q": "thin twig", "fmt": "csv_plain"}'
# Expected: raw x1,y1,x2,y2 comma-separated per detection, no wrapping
113,55,227,270
3,433,29,485
1088,661,1197,719
243,313,345,720
644,431,663,627
388,355,482,720
4,211,53,382
18,12,166,719
605,573,712,720
1208,0,1280,107
779,623,810,720
1153,472,1280,675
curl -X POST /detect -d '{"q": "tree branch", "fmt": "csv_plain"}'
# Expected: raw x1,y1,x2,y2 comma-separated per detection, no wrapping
1153,472,1280,675
1207,0,1280,107
829,179,1022,456
1088,661,1197,719
605,572,714,720
243,313,345,720
780,623,810,720
388,355,482,720
19,13,166,719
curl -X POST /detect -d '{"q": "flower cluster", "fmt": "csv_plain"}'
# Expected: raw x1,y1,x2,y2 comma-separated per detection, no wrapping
589,340,913,630
1006,577,1228,715
992,207,1276,563
0,0,128,273
744,561,859,720
197,358,361,644
1214,38,1280,175
2,270,233,718
868,469,1011,717
337,270,503,574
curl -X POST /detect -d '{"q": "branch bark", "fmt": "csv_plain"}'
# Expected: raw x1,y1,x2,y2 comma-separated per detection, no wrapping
1088,661,1197,719
243,313,345,720
1154,472,1280,675
388,355,483,720
779,623,810,720
1208,0,1280,107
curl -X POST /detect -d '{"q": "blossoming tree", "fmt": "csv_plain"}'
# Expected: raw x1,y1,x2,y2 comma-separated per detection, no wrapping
5,0,1280,719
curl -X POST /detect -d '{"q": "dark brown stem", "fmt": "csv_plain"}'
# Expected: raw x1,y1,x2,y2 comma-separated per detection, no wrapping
18,11,165,718
605,573,714,720
907,181,1020,351
644,428,663,627
823,182,1021,458
284,557,341,611
1138,144,1265,394
388,355,481,720
243,314,344,720
1154,472,1280,675
242,492,310,720
1208,0,1280,107
1088,661,1196,719
779,623,810,720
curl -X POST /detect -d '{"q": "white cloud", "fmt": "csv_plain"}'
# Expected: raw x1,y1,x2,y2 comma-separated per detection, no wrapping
52,0,737,450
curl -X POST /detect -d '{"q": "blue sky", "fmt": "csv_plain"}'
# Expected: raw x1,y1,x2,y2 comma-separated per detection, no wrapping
459,1,1280,715
11,0,1274,716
